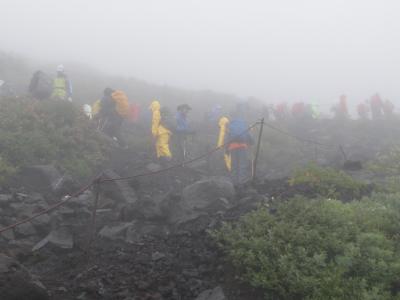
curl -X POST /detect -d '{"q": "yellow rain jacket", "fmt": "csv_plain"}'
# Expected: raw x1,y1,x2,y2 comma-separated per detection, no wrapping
149,101,172,158
218,116,231,171
150,101,161,137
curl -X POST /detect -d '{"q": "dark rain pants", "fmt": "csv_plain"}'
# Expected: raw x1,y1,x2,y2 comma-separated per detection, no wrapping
230,147,249,185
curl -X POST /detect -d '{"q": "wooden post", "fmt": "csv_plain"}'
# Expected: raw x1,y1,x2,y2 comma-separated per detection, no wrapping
252,118,265,183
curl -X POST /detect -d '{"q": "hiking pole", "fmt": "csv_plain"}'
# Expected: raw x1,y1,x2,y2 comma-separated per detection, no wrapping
252,118,265,183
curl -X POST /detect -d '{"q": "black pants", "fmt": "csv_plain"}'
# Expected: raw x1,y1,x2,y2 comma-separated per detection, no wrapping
103,116,125,147
175,133,187,163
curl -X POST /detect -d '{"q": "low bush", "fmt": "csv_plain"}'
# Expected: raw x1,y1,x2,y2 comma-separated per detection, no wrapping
368,146,400,193
0,97,111,183
214,194,400,299
289,163,366,200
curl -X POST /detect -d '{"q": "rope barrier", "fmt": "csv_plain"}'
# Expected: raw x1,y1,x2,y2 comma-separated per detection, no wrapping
0,178,99,234
0,122,260,233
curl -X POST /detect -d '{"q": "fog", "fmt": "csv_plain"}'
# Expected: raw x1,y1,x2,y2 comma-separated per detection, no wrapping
1,0,400,104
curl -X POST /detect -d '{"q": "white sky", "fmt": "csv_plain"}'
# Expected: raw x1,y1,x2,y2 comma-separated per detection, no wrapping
1,0,400,103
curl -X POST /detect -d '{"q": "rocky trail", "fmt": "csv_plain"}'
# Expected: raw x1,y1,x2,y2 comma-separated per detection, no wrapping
0,146,273,300
0,139,379,300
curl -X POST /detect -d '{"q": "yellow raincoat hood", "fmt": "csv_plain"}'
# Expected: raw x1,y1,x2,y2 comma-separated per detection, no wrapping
149,100,161,112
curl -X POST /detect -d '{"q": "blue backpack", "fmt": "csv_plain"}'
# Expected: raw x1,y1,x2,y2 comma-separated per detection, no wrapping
228,119,249,143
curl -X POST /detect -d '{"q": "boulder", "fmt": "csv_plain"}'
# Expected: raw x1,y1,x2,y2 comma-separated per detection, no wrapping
14,222,37,237
30,213,51,229
0,254,49,300
99,222,131,240
182,177,235,212
100,170,138,205
195,286,227,300
19,165,75,196
161,177,235,225
0,194,13,207
0,225,15,240
47,227,73,249
125,222,169,243
32,226,73,251
121,194,164,221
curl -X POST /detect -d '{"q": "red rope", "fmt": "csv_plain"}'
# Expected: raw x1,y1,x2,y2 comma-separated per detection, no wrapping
0,180,96,234
0,122,259,234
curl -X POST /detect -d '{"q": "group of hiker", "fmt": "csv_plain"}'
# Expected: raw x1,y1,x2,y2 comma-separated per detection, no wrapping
356,94,395,120
149,99,253,185
29,65,72,102
25,66,254,184
269,94,395,121
331,94,395,120
11,64,398,186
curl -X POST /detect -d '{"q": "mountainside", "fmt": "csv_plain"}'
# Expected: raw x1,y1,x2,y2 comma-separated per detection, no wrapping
0,51,246,119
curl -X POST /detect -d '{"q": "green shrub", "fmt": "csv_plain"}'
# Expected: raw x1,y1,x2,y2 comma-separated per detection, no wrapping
289,163,366,199
214,194,400,299
368,146,400,193
0,97,111,183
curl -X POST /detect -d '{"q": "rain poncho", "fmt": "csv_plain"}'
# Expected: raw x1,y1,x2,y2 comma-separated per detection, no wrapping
150,101,161,138
150,101,172,158
218,116,231,171
112,90,130,118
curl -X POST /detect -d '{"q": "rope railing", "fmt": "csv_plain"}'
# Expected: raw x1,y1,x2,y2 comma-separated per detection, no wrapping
0,122,260,234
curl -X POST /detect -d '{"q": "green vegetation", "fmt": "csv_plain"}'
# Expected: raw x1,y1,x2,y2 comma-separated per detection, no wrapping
289,163,366,199
0,97,111,183
214,194,400,299
368,145,400,193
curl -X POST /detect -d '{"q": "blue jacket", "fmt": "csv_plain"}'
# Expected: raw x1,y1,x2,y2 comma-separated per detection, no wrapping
176,111,190,133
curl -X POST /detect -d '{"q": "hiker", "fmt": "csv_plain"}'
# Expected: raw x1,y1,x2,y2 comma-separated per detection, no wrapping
28,71,52,100
150,100,172,166
175,104,194,162
273,102,288,121
52,65,72,101
226,110,253,185
218,116,231,171
291,102,305,120
128,103,140,124
383,99,395,118
332,94,349,119
370,93,383,120
98,88,130,147
310,102,320,119
357,101,370,120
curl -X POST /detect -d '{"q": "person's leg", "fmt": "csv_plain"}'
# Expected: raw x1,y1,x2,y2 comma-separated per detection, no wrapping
238,148,249,184
157,133,172,166
175,134,185,162
110,118,126,147
230,149,239,185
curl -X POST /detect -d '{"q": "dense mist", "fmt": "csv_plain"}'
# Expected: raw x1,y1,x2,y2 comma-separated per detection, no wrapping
1,0,400,104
